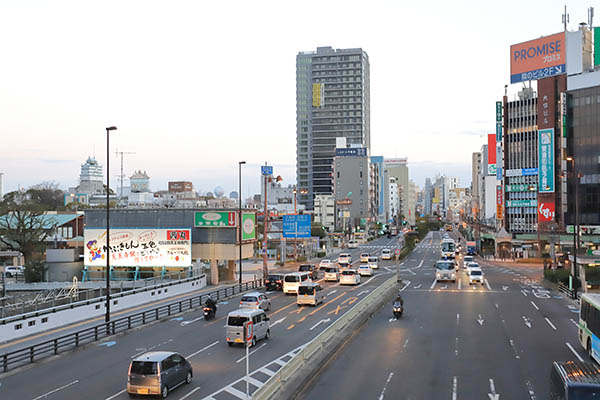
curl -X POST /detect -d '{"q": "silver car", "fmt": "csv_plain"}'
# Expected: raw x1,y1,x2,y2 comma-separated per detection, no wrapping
239,292,271,311
127,351,192,398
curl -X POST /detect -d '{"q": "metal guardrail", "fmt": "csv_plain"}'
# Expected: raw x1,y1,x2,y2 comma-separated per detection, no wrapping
252,276,397,400
0,274,206,324
558,282,579,300
0,278,263,373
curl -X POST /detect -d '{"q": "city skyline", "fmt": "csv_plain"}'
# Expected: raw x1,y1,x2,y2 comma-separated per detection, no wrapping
0,1,587,196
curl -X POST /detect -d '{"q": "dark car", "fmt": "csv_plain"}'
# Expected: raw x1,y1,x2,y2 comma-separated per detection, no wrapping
265,274,285,291
298,264,318,279
127,351,192,398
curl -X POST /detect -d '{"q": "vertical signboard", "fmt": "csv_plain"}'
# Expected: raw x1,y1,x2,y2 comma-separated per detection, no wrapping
496,144,503,181
510,32,566,83
496,101,503,141
312,83,324,107
496,185,503,221
538,128,555,192
241,212,256,240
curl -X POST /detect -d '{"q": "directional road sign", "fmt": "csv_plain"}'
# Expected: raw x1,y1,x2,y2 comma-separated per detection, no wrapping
283,214,311,238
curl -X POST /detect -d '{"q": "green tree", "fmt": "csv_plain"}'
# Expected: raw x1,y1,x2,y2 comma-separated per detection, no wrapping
0,191,56,282
26,181,64,210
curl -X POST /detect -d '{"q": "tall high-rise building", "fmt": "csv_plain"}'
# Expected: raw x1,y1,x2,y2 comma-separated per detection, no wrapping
384,158,409,222
296,46,370,210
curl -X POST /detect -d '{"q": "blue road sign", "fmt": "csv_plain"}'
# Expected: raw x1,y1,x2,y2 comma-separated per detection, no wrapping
283,214,311,238
261,166,273,176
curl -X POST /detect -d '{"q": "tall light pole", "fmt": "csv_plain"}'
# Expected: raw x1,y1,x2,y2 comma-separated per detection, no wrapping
292,186,307,262
105,126,117,323
566,156,580,292
238,161,246,284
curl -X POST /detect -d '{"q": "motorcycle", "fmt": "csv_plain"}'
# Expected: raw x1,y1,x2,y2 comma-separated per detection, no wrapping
203,306,216,320
392,301,403,318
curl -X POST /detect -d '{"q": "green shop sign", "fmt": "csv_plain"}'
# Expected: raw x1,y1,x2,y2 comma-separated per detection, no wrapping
505,184,535,192
506,200,537,207
194,211,237,227
241,213,256,240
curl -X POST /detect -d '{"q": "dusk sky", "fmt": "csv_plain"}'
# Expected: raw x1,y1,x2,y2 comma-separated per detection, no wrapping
0,1,590,197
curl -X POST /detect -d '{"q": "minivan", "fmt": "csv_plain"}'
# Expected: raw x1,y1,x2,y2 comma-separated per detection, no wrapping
283,272,312,294
338,253,352,264
226,309,270,347
297,282,325,306
298,264,318,279
324,267,339,282
550,360,600,399
127,351,192,398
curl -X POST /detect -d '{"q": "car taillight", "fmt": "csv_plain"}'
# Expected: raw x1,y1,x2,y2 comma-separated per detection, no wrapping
255,302,259,305
276,280,281,283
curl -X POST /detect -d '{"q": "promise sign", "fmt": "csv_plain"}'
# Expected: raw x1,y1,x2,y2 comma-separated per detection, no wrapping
510,32,565,83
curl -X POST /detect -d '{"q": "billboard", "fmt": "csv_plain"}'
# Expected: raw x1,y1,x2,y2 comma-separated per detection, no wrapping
487,134,496,164
538,128,555,192
312,83,324,107
84,228,192,267
496,185,503,221
510,32,565,83
335,148,367,157
241,213,256,241
538,201,555,222
194,211,237,227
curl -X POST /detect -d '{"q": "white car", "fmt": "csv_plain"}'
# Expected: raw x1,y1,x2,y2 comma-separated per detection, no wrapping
319,259,332,270
462,255,474,268
239,292,271,311
4,266,24,278
357,264,374,277
360,253,370,263
381,249,392,260
338,253,352,264
468,268,484,285
340,269,361,285
348,240,358,249
324,267,340,282
367,256,379,269
466,262,480,275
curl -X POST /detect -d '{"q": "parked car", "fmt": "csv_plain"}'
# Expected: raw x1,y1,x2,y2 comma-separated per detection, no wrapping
357,264,374,277
127,351,192,398
360,253,370,263
265,274,284,291
239,292,271,311
3,266,24,278
324,267,340,282
319,259,332,270
340,269,361,285
226,308,270,347
381,249,392,260
298,264,318,280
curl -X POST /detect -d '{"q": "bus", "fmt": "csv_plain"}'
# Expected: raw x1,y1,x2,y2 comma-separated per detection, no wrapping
441,238,456,259
579,293,600,362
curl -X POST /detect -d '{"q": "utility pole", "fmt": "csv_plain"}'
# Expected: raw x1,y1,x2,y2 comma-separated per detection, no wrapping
115,149,136,205
263,164,269,278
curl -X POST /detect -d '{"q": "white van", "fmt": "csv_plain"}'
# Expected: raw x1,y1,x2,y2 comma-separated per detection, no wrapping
283,272,312,294
226,309,270,347
297,282,325,306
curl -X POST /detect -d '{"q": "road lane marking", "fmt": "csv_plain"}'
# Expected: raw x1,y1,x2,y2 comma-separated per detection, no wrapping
485,279,492,291
455,337,459,356
545,317,557,331
452,376,458,400
456,313,460,325
509,339,520,359
187,340,219,359
270,317,286,327
477,315,484,326
104,389,126,400
566,342,585,362
327,290,337,295
178,387,201,400
521,289,528,296
181,315,206,326
403,339,409,349
417,260,423,268
235,343,267,363
287,324,295,330
457,279,461,290
377,372,394,400
32,380,79,400
525,379,537,400
570,318,579,327
489,378,499,400
430,279,437,290
413,284,422,289
530,301,539,311
522,316,532,328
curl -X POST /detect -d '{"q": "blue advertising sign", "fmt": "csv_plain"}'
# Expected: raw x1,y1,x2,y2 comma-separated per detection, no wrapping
496,122,502,142
522,167,538,176
261,166,273,176
538,128,555,192
282,214,311,238
335,148,367,157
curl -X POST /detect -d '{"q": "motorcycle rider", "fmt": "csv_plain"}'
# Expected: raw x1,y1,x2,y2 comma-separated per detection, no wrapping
393,292,404,308
205,295,217,314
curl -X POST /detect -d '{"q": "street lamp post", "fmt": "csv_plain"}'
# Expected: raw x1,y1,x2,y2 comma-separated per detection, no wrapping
105,126,117,324
567,156,580,293
238,161,246,284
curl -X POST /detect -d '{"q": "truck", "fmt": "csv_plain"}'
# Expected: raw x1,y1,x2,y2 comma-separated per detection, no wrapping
466,241,476,256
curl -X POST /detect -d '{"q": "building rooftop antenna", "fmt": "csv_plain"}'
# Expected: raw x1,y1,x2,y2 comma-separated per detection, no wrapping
115,148,136,204
589,7,594,28
563,5,570,31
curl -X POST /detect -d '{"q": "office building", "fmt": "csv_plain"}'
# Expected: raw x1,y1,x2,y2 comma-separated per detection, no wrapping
384,158,409,222
333,147,370,228
314,194,336,232
296,46,371,210
370,156,385,223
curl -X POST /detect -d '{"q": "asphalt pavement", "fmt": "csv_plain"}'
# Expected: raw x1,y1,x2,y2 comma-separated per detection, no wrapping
299,231,585,400
0,235,406,400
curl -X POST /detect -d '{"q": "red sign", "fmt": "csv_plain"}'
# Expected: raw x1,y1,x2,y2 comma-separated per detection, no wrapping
166,230,190,241
538,202,555,222
496,186,503,205
488,134,496,163
245,321,253,343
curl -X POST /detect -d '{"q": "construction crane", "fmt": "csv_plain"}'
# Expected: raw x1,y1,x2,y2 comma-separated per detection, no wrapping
115,149,136,204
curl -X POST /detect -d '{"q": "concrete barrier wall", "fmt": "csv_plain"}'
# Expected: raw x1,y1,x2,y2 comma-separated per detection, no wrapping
0,275,206,342
253,276,400,400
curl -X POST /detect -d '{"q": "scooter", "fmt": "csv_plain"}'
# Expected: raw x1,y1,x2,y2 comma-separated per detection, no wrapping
203,306,216,320
393,301,403,318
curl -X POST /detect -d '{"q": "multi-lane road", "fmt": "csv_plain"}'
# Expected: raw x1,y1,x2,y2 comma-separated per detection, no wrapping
300,231,585,400
0,235,406,400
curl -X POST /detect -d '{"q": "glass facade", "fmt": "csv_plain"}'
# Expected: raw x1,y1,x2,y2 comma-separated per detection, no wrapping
567,87,600,225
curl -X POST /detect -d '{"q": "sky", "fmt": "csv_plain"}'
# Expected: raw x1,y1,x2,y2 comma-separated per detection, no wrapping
0,0,594,198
